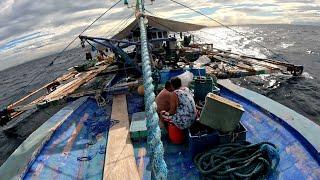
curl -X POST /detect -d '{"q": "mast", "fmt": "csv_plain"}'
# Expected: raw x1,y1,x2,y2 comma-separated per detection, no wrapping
135,0,168,179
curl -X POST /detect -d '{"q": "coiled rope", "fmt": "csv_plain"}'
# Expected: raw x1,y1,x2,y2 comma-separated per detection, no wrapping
194,141,280,179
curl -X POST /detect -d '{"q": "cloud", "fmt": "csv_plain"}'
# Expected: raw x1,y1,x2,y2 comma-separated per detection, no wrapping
0,0,319,70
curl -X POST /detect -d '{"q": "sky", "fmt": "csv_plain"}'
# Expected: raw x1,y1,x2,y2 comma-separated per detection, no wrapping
0,0,319,71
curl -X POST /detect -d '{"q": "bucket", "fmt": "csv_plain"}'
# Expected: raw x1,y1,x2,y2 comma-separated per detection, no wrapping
168,122,185,144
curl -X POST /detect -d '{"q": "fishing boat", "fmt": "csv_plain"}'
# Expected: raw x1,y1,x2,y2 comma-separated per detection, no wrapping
0,0,319,179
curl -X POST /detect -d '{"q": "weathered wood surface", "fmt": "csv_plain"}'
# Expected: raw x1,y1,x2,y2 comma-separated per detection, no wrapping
213,55,257,72
8,71,77,109
43,65,107,102
8,66,106,111
3,66,106,125
103,94,140,180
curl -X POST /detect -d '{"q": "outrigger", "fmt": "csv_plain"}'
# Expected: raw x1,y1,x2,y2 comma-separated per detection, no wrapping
0,0,319,179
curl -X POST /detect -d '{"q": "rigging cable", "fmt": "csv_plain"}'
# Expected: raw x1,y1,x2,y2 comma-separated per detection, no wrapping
145,8,238,54
145,8,245,52
50,0,122,66
6,0,122,107
104,11,135,38
167,0,290,63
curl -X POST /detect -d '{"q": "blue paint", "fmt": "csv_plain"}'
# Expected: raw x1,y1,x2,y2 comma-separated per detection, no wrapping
19,79,320,179
0,98,88,180
127,92,145,116
220,88,320,179
132,87,320,179
23,98,113,179
159,68,206,84
220,86,320,165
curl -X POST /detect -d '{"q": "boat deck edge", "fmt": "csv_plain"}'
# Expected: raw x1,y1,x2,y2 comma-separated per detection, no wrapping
0,97,88,179
218,79,320,163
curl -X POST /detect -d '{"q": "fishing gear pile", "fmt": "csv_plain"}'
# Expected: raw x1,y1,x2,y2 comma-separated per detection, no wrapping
194,141,280,179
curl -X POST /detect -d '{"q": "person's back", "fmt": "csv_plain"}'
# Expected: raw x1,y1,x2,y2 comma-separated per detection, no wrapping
170,77,196,129
156,89,172,113
155,81,173,113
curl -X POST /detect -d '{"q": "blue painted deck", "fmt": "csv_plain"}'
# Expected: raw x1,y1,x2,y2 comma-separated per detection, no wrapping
220,87,320,179
23,98,112,179
132,84,320,179
0,97,88,180
3,80,319,179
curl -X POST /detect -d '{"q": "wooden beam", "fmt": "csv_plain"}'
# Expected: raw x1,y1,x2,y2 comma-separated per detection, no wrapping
213,55,256,72
43,65,106,102
103,94,140,180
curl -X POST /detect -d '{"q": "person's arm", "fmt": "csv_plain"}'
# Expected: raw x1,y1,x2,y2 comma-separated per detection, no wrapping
168,92,178,115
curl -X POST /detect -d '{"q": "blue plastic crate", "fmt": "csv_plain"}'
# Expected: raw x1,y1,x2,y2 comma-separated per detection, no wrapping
188,122,219,158
218,122,247,144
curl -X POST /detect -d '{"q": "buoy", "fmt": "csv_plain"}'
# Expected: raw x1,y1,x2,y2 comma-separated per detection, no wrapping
137,85,144,96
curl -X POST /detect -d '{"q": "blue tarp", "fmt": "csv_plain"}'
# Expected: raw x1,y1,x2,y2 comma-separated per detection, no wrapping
24,98,112,179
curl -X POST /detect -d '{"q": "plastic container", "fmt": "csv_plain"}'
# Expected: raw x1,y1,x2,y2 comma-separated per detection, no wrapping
194,76,213,101
177,71,194,87
199,93,245,132
188,122,219,158
168,122,185,144
218,122,247,144
130,112,147,141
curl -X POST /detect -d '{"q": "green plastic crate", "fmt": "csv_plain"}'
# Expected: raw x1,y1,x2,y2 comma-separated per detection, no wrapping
199,93,245,132
194,76,213,101
130,120,147,140
130,112,147,140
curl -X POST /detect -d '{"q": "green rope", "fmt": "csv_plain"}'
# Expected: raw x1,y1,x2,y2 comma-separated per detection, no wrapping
194,141,280,179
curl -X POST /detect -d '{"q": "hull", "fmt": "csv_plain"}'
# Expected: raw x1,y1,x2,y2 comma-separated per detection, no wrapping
1,78,319,179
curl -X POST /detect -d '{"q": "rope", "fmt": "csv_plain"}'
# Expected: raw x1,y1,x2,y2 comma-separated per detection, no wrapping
51,0,123,66
95,93,107,107
144,9,250,57
137,0,167,179
167,0,290,63
6,0,122,107
105,12,135,38
79,108,119,162
194,141,280,179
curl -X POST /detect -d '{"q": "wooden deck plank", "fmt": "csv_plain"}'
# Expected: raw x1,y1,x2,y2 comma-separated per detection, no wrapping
103,94,140,180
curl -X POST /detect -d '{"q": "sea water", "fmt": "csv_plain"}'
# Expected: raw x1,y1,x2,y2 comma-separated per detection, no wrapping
197,24,320,123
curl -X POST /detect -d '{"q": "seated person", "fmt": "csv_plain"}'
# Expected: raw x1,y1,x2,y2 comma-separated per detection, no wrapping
168,77,197,130
97,50,106,61
155,81,174,116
